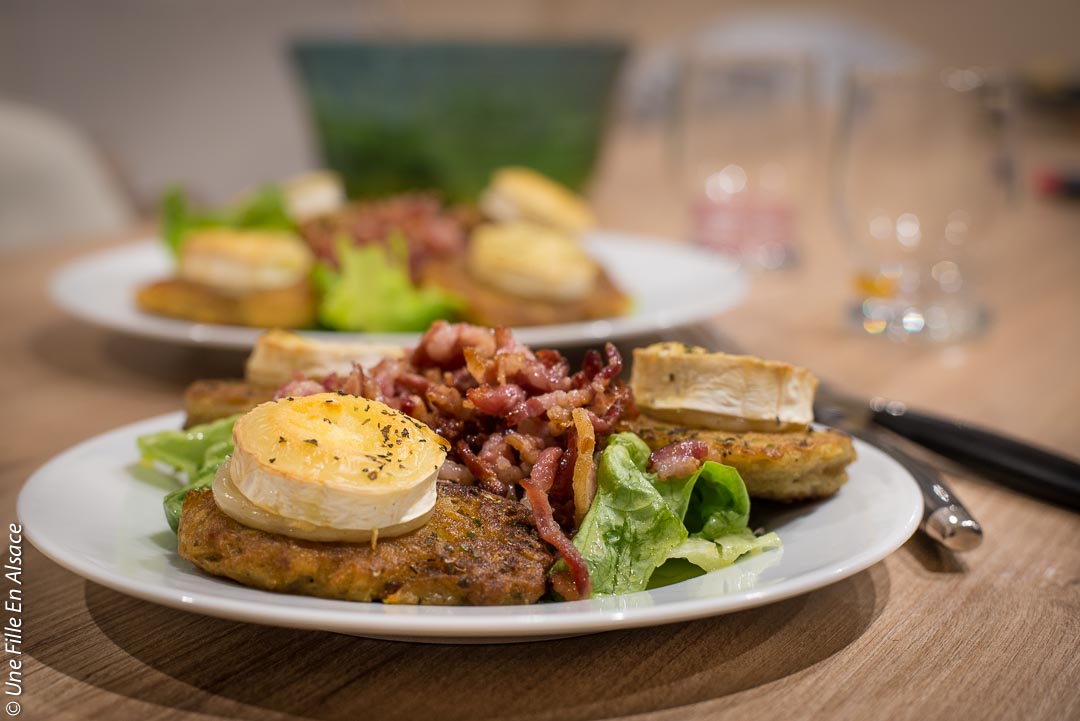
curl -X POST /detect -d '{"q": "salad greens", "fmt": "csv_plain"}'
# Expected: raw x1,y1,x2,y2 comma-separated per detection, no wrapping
160,186,294,256
558,433,780,597
313,233,463,332
137,415,238,531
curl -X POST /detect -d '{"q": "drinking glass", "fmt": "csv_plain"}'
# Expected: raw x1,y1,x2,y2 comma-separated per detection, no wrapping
832,66,1011,341
675,52,817,269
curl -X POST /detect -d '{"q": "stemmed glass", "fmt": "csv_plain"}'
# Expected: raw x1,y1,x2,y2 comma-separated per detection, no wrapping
675,51,817,269
832,66,1011,341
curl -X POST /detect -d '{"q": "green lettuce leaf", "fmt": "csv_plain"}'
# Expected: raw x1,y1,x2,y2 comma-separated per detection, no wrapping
564,434,688,596
648,531,782,589
565,433,780,597
668,531,782,572
314,233,463,332
160,186,294,256
682,462,751,540
644,558,705,588
137,415,238,531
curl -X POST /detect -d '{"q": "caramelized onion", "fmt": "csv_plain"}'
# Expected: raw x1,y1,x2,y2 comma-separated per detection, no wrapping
570,408,597,526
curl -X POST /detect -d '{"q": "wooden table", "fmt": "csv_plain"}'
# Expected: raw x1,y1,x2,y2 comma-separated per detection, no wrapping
3,140,1079,720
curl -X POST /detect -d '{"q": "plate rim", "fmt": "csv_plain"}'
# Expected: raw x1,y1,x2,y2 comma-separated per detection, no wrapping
18,411,922,640
48,231,749,350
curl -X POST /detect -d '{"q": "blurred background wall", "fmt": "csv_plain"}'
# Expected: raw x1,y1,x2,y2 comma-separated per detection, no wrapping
1,0,1078,216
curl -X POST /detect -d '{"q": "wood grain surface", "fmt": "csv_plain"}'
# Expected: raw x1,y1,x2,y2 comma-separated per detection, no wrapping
2,126,1079,721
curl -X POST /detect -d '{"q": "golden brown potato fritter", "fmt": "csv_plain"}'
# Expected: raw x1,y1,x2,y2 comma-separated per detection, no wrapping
183,379,274,428
178,483,553,605
618,417,857,502
135,278,316,328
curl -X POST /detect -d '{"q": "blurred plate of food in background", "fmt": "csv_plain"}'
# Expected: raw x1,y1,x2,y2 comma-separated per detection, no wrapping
50,168,746,349
50,229,745,350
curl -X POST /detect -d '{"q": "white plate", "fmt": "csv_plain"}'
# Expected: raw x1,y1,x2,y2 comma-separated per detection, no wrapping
49,232,747,350
18,412,921,643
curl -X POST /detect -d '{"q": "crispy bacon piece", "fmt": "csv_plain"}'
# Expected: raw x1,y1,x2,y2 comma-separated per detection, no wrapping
519,448,591,600
412,321,496,369
505,431,547,466
273,377,325,400
456,441,508,497
506,388,594,426
649,440,709,480
466,383,527,417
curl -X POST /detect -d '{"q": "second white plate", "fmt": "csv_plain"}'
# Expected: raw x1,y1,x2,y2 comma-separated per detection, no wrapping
49,232,747,350
18,412,921,643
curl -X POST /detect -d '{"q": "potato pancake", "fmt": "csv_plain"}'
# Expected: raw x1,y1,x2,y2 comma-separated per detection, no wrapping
618,417,857,502
183,379,273,428
178,482,553,605
135,278,316,328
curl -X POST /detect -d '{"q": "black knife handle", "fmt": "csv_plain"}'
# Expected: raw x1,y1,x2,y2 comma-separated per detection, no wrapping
872,406,1080,510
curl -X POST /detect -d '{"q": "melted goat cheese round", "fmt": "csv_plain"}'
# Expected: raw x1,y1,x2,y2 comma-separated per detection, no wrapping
213,393,449,542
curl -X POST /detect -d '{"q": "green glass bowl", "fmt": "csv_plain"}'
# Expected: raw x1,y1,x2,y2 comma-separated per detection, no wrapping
292,40,627,202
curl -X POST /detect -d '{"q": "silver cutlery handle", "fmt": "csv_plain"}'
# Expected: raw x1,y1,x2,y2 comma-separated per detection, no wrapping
925,505,982,550
872,430,983,551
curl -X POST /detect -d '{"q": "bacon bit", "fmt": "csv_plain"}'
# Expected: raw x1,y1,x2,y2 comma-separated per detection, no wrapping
519,448,591,600
571,408,597,527
545,431,576,530
273,379,326,400
595,343,623,382
412,320,496,369
649,440,709,480
477,433,522,486
505,388,593,426
397,372,431,395
466,383,527,417
574,349,603,387
493,326,517,353
456,441,509,497
505,431,545,465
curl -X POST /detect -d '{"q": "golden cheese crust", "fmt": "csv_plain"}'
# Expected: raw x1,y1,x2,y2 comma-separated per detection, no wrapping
177,483,553,605
618,417,857,502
